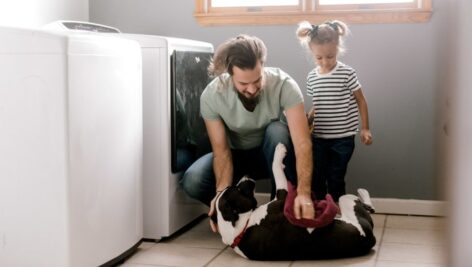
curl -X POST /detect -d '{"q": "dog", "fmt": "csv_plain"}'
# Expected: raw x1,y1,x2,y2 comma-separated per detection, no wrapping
211,143,376,260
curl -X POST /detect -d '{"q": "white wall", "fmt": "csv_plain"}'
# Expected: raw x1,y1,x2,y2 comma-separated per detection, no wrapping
448,0,472,265
0,0,88,28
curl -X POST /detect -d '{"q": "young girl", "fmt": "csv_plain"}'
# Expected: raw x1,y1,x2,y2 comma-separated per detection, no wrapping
296,20,373,202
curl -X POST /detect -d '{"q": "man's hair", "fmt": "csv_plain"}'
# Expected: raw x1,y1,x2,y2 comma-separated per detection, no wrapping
208,34,267,77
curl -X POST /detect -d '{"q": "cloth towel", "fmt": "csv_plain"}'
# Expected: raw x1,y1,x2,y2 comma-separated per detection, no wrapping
283,181,339,228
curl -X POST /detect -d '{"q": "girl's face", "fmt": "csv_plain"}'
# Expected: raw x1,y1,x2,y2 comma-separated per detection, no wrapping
310,42,338,74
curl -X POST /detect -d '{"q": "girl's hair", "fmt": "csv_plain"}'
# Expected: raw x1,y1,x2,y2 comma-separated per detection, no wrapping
296,20,349,55
208,34,267,77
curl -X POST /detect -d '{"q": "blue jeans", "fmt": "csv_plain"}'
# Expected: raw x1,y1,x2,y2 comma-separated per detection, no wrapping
180,121,296,206
312,136,355,202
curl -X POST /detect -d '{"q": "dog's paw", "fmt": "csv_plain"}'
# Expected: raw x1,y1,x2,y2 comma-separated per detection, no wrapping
274,143,287,165
357,188,375,213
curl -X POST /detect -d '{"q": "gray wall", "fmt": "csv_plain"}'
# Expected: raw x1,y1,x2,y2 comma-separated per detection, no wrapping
90,0,446,200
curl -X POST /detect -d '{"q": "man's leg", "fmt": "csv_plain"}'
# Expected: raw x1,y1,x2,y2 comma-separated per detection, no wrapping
261,121,296,198
231,147,269,184
180,153,215,206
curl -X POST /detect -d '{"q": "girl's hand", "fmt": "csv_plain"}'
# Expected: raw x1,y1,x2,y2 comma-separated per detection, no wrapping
360,129,373,145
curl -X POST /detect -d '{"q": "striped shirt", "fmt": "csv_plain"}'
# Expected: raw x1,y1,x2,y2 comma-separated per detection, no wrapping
306,62,361,139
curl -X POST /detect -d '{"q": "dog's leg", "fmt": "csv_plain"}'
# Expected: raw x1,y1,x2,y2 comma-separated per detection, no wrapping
272,143,288,192
337,194,366,237
357,188,375,213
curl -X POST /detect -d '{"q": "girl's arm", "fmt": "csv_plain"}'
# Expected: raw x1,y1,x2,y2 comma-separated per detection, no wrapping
353,89,373,145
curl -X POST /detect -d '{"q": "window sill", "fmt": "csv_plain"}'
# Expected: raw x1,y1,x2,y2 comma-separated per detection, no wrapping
194,9,432,26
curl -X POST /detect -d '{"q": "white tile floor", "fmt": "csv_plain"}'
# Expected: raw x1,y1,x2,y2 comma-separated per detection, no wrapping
119,214,446,267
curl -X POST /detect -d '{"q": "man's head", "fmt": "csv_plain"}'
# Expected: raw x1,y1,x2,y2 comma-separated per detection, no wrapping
232,61,263,111
208,35,267,110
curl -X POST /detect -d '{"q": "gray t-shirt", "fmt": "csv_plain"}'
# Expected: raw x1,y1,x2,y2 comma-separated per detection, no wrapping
200,67,303,149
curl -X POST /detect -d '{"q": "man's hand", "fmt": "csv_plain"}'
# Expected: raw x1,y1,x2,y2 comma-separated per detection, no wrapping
208,195,219,233
293,193,315,220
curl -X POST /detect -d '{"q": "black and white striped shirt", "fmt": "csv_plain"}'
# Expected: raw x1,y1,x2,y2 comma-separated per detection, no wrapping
307,62,361,139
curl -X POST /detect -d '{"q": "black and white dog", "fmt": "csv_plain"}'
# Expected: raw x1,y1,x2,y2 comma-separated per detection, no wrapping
212,143,376,260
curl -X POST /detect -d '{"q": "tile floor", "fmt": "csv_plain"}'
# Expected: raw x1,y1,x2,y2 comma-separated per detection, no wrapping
119,214,446,267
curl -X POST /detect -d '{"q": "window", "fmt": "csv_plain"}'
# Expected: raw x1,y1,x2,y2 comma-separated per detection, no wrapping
194,0,432,26
211,0,299,7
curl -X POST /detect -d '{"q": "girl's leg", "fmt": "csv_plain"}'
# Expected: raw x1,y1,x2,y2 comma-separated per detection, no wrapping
312,137,328,200
327,136,355,202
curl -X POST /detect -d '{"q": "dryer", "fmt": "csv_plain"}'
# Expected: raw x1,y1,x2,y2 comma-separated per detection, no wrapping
0,26,143,266
122,34,212,240
44,21,212,240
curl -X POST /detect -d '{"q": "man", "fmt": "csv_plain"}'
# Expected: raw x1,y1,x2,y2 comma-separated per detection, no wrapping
180,35,314,231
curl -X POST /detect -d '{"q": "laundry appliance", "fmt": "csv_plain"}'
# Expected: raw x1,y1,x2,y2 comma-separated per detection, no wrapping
45,21,213,240
133,34,212,240
0,26,143,266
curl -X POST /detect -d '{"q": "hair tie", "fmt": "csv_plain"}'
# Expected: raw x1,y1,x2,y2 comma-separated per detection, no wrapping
328,22,338,32
310,24,319,38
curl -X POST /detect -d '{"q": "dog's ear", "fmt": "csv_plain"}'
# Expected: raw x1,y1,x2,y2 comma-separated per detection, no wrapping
237,177,256,197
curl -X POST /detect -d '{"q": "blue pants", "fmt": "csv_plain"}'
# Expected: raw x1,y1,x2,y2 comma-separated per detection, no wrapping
180,121,296,206
312,136,355,202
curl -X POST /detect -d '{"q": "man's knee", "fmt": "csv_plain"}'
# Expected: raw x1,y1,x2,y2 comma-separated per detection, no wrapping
181,170,215,206
180,153,214,204
181,171,202,198
264,121,292,149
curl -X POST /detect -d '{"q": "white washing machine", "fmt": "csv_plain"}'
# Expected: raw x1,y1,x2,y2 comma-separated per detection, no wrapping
0,26,143,266
44,21,212,240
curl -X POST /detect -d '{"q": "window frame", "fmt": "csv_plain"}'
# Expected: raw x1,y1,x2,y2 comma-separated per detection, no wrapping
194,0,432,26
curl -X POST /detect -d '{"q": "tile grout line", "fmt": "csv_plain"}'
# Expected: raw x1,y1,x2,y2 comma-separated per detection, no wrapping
373,215,389,266
202,246,229,267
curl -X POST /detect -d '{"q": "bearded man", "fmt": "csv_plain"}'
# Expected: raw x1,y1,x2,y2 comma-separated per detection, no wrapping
180,35,314,232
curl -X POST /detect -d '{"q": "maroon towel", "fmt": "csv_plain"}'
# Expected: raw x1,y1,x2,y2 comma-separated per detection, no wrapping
283,181,339,228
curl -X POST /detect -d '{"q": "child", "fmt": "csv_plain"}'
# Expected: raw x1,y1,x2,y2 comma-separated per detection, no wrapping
296,20,373,202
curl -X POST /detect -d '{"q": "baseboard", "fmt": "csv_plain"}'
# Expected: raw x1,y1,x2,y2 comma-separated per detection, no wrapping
370,198,446,216
255,193,447,217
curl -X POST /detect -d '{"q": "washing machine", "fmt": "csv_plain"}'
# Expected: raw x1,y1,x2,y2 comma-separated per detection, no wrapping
0,25,143,266
44,21,212,240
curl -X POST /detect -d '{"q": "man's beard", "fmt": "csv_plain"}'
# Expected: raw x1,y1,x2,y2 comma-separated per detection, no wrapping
237,91,260,112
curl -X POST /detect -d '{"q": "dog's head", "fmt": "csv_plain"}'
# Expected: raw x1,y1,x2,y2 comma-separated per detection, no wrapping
210,176,257,227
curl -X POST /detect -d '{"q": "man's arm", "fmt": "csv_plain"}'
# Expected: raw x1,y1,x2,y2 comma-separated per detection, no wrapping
204,118,233,232
205,119,233,191
285,103,314,219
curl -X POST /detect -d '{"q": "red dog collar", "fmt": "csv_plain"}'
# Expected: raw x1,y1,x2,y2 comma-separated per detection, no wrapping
230,219,250,248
